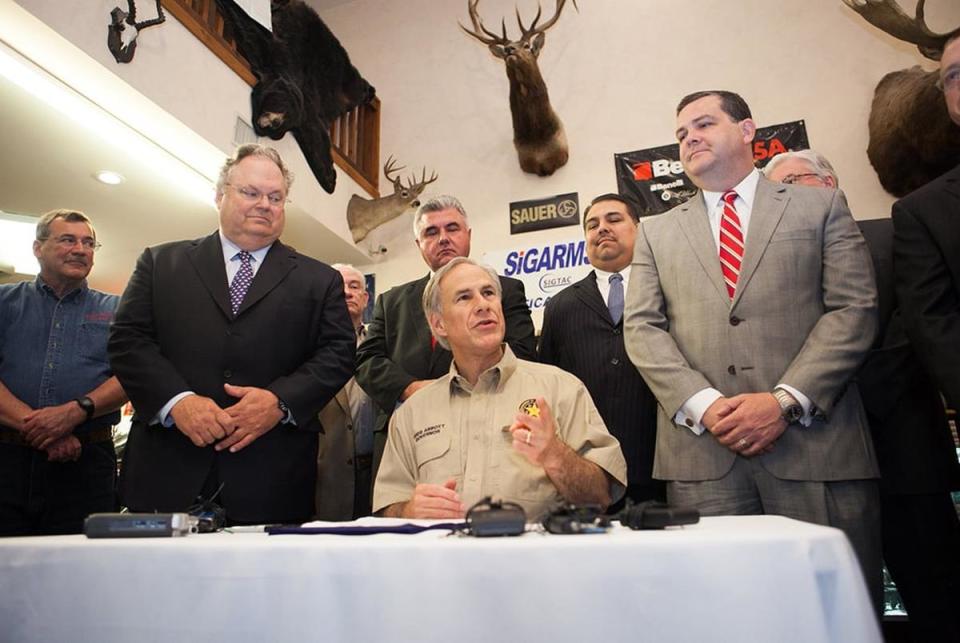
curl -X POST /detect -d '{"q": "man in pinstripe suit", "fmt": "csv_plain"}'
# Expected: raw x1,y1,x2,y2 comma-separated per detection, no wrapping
539,194,662,509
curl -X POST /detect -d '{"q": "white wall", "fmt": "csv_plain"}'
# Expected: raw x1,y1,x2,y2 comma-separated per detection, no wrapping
317,0,959,301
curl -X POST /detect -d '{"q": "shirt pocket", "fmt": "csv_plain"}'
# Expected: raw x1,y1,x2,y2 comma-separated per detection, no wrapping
78,322,110,363
415,431,456,483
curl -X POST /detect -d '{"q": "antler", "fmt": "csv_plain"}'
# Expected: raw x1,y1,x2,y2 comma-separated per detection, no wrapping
383,155,407,188
517,0,576,40
460,0,511,46
842,0,960,61
407,167,439,193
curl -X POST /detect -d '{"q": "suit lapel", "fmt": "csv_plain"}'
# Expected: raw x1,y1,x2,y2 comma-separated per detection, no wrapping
187,232,233,319
944,165,960,201
236,241,296,317
731,178,789,307
574,271,614,325
676,194,729,302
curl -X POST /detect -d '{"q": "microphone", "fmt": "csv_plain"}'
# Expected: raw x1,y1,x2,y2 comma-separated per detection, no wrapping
617,501,700,530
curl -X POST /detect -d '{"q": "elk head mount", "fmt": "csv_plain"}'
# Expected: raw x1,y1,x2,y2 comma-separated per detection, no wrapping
843,0,960,197
461,0,575,177
346,156,438,243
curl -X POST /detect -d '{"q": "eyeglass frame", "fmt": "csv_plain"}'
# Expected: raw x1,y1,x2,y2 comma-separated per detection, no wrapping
223,182,288,207
37,234,102,252
778,172,828,185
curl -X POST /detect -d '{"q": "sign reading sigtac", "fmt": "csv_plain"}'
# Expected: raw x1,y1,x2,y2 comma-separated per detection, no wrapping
509,192,580,235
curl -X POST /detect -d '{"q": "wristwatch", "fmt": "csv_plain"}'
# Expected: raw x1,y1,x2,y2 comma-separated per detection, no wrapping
74,396,96,422
772,388,803,425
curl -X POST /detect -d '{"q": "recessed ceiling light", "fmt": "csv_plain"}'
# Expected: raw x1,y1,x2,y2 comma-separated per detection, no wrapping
94,170,125,185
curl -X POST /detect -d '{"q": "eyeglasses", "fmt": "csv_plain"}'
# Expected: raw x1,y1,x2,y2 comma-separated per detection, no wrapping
779,173,825,185
936,67,960,92
39,234,102,252
224,183,287,206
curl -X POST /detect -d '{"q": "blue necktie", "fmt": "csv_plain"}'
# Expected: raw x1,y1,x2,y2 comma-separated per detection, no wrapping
229,251,253,315
608,273,624,325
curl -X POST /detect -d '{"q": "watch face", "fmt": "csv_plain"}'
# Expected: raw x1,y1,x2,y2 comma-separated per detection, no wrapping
784,405,803,423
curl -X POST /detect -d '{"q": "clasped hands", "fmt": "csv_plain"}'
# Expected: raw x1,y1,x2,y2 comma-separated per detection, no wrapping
169,384,284,452
20,402,86,462
703,393,787,457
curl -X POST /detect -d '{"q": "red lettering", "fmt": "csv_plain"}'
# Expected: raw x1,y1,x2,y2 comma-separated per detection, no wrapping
632,161,653,181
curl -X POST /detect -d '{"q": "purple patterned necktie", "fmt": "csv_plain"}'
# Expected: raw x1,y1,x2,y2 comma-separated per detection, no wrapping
229,251,253,315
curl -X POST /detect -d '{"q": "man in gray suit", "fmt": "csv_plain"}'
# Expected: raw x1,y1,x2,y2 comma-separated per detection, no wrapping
624,90,882,609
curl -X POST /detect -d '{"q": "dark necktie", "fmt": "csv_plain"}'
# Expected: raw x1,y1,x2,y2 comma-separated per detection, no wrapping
608,273,624,325
719,190,744,300
229,251,253,315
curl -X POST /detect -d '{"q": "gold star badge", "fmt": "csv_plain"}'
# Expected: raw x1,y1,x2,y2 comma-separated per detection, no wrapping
519,399,540,417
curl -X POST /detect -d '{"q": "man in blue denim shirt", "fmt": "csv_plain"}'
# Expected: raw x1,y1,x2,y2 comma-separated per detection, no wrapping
0,209,127,536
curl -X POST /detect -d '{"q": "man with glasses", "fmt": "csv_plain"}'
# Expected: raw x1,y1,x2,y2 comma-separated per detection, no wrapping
890,33,960,640
109,144,355,525
0,209,127,535
763,149,839,188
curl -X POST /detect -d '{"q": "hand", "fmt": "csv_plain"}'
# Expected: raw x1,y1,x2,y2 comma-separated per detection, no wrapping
401,478,465,519
45,435,82,462
216,384,284,453
22,402,85,450
169,395,235,448
701,397,735,432
508,397,562,467
401,380,432,401
711,393,785,456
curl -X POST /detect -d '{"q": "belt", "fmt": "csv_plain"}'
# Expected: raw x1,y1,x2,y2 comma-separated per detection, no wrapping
0,426,113,448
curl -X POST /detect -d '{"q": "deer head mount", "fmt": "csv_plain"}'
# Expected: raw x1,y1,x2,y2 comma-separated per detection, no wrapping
346,156,438,243
461,0,575,177
843,0,960,196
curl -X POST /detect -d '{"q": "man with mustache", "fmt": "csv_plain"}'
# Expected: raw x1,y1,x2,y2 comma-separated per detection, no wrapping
540,193,661,510
357,195,536,485
623,90,882,611
373,257,625,519
0,209,127,535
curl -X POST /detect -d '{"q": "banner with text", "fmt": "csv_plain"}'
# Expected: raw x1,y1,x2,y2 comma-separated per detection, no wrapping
509,192,580,234
615,120,809,217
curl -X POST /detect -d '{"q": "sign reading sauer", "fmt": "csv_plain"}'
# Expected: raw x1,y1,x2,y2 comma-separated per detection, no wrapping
509,192,580,235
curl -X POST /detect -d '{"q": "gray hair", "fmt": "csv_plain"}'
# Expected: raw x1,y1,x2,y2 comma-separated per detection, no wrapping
36,209,94,241
216,144,294,195
331,263,366,291
421,257,502,350
763,149,840,187
412,194,469,238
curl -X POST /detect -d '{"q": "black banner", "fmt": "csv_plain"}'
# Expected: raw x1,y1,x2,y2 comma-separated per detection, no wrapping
509,192,580,235
615,120,810,217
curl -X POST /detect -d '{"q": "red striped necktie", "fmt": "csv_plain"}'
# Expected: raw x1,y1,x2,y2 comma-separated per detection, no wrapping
719,190,744,300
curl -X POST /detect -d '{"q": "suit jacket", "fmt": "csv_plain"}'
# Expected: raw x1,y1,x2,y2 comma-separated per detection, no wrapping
624,178,880,482
893,164,960,409
108,231,356,523
539,271,657,487
315,325,373,521
857,218,960,494
356,273,537,472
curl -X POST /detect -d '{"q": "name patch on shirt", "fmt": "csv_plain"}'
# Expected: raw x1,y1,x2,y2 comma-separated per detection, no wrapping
84,311,114,322
414,424,444,442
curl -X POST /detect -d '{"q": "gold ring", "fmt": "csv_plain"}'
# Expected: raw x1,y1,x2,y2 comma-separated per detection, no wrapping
737,438,749,449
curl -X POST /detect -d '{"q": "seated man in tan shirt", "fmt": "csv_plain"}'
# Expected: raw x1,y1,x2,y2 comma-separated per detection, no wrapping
373,257,627,520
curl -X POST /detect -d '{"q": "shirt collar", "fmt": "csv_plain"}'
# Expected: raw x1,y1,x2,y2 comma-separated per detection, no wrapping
449,344,518,394
219,230,273,266
702,167,761,211
34,275,87,300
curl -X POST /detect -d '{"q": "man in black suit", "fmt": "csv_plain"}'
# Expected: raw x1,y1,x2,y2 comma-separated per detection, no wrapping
356,195,537,476
767,148,960,640
108,144,356,525
889,35,960,641
539,193,661,508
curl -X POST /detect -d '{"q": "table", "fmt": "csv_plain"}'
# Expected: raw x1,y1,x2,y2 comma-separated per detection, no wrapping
0,515,880,643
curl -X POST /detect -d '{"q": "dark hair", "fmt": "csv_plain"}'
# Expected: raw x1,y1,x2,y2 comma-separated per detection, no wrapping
583,193,640,227
676,90,752,121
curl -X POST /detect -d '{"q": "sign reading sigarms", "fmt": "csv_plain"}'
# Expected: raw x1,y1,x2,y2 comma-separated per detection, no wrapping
509,192,580,235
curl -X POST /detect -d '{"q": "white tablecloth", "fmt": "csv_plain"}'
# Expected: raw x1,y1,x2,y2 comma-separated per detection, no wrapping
0,515,880,643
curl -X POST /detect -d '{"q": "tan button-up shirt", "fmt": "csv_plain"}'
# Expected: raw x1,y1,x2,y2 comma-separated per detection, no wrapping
373,345,627,519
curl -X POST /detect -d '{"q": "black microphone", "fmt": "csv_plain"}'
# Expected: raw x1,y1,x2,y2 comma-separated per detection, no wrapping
617,501,700,530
